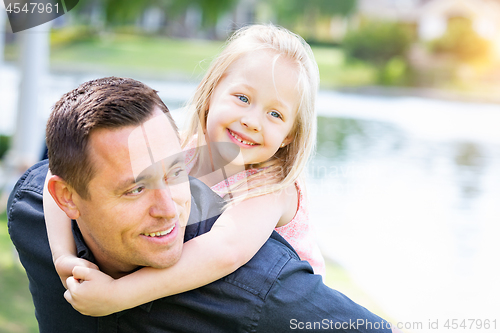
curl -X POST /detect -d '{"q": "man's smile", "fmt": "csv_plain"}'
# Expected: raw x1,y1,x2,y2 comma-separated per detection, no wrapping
142,224,176,237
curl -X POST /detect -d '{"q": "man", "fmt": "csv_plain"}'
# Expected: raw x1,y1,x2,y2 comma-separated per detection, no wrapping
8,77,398,332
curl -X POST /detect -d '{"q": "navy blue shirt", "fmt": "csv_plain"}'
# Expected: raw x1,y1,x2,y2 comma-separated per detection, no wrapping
8,160,392,332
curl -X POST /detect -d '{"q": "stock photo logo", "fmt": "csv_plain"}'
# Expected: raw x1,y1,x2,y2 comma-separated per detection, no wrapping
4,0,79,33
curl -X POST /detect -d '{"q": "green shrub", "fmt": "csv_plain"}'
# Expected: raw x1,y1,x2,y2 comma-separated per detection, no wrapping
379,56,409,85
341,21,413,85
50,25,98,47
342,21,413,66
0,135,10,160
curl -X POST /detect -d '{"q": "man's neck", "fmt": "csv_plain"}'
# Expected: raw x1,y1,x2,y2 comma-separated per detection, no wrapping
92,251,138,279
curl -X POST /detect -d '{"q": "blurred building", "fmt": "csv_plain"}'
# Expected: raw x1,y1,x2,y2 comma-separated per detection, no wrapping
357,0,423,23
136,0,258,39
418,0,500,42
357,0,500,46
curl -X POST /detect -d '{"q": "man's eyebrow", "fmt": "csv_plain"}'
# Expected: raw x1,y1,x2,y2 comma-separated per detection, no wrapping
116,156,185,193
115,174,152,193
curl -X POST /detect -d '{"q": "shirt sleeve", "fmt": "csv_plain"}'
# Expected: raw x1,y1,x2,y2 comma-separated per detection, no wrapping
257,238,392,332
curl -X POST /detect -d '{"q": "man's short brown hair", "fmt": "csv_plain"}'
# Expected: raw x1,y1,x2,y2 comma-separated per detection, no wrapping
46,77,177,199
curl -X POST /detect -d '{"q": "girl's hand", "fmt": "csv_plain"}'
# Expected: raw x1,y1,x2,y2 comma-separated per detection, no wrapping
54,254,99,288
65,266,123,316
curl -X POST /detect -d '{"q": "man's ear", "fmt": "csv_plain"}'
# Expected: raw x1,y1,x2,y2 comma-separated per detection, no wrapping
45,175,81,220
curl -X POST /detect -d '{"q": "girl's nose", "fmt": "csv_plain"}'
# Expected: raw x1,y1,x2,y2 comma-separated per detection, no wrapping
240,113,261,132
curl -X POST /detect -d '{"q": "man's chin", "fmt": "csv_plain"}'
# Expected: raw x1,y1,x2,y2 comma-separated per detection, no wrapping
149,244,184,269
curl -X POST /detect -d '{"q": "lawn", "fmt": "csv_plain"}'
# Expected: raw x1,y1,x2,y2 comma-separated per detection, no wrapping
5,29,376,87
0,212,37,333
49,32,226,81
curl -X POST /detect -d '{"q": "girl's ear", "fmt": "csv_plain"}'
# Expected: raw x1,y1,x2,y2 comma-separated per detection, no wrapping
281,135,294,148
46,175,81,220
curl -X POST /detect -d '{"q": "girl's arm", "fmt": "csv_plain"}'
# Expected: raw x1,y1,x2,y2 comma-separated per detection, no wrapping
64,185,296,316
43,170,98,287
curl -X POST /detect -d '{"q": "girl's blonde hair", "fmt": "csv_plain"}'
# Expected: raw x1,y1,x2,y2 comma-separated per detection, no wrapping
182,24,319,201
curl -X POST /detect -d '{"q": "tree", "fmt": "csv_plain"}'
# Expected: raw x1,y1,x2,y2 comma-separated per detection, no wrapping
181,0,238,28
429,17,491,63
270,0,357,38
342,21,412,66
72,0,238,33
342,21,413,85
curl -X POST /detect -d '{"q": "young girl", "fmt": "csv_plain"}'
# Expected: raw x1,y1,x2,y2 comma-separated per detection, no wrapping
44,24,325,316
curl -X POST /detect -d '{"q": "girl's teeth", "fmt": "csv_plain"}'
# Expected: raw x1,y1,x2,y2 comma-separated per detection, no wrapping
230,130,255,145
144,225,175,237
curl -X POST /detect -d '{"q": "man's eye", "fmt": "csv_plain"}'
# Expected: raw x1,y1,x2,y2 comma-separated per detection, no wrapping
237,95,249,104
127,186,145,195
269,111,282,119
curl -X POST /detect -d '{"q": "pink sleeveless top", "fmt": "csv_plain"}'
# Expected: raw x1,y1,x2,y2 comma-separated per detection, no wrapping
184,140,326,278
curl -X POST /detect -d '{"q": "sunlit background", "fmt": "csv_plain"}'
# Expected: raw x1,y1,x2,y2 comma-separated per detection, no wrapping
1,0,500,332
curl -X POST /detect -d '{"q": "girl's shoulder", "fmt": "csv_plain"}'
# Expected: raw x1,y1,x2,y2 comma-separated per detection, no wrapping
275,181,300,228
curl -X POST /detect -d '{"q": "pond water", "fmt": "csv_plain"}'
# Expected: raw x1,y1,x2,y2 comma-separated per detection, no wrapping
308,93,500,332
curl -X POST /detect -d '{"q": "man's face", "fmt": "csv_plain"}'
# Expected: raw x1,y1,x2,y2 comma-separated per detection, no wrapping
72,108,191,276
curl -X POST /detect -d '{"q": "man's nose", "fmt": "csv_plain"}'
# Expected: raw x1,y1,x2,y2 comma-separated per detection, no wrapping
240,109,262,132
149,187,178,219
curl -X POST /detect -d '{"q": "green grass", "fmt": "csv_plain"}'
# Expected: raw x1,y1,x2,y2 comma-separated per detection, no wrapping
312,46,377,88
5,29,377,87
0,212,37,333
323,259,391,321
49,33,226,81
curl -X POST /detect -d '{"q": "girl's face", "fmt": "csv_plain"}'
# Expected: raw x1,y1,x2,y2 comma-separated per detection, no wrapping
205,50,300,166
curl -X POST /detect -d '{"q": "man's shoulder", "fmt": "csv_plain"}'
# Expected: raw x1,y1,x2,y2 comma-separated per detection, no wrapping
219,231,310,299
218,234,392,332
7,159,48,230
143,233,314,332
8,160,48,204
7,160,48,224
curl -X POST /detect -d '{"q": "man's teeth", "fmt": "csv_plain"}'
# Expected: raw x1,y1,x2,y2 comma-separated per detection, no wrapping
144,225,175,237
229,130,255,146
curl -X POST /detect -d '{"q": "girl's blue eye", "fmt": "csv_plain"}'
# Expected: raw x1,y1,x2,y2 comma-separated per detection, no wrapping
237,95,249,104
269,111,281,119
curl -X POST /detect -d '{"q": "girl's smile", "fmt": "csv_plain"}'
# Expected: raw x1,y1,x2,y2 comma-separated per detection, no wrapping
227,128,259,147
